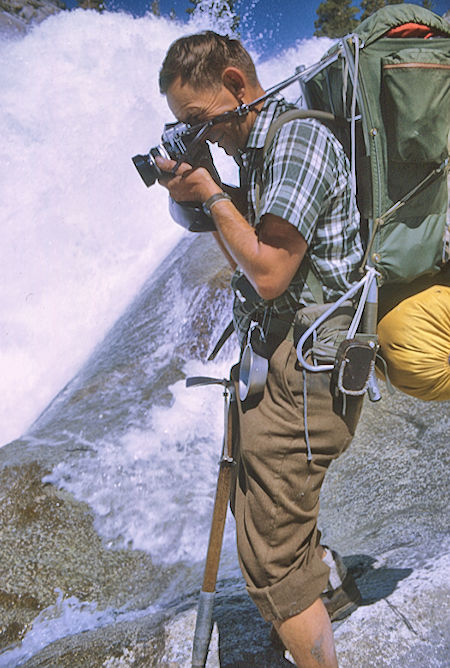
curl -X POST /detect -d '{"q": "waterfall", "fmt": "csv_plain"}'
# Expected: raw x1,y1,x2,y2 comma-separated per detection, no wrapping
0,9,336,664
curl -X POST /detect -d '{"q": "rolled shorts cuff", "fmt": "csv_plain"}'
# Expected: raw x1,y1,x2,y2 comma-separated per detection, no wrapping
246,553,330,623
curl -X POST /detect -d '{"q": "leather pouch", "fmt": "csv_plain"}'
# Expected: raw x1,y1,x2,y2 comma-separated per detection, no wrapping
332,338,377,396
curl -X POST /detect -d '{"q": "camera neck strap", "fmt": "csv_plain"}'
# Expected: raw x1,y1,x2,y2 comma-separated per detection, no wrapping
175,68,306,171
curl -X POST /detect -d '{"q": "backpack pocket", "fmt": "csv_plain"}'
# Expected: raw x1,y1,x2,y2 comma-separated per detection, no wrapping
381,47,450,163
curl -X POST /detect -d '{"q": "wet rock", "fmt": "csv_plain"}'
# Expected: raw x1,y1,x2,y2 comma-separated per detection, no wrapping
2,390,448,666
0,0,64,34
0,460,178,652
17,550,450,667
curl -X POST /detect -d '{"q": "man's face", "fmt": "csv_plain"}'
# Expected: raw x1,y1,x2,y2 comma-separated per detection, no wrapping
166,76,252,157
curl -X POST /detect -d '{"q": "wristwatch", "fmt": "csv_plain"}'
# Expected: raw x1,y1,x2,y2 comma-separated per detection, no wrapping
202,192,232,217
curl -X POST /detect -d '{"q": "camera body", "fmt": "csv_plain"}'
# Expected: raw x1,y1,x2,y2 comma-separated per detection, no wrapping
132,121,194,188
132,121,222,232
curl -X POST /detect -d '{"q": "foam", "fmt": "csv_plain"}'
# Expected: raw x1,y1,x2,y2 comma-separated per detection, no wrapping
43,356,237,564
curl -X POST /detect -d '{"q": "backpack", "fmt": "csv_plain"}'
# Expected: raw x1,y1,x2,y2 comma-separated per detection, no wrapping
296,3,450,291
210,5,450,397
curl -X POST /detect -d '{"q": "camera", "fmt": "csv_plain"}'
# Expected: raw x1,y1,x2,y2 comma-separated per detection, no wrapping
132,120,222,188
132,120,222,232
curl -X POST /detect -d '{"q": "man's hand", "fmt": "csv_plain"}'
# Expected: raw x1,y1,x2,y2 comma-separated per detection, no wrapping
155,155,222,203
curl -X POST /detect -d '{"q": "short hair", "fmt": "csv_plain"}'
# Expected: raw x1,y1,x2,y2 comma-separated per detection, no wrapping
159,31,258,94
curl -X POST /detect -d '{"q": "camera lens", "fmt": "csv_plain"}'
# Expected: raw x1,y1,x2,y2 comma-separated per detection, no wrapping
132,153,159,187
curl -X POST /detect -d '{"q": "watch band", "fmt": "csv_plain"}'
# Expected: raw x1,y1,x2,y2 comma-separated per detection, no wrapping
202,192,232,216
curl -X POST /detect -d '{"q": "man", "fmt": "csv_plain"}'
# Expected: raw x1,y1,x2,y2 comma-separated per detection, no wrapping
156,31,364,668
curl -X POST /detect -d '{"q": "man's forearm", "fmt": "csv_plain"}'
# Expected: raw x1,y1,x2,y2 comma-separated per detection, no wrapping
154,156,306,299
208,199,265,287
207,199,307,301
212,231,237,271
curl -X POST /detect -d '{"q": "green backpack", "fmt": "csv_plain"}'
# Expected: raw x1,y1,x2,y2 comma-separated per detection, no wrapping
210,5,450,374
296,3,450,292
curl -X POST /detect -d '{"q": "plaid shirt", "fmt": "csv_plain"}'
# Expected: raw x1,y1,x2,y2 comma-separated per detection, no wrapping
231,96,364,344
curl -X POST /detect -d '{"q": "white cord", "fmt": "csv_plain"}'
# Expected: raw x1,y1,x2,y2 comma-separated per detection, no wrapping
296,267,377,373
347,268,375,339
350,34,360,211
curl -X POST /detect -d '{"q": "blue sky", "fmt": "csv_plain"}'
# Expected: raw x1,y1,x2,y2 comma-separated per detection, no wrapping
67,1,449,56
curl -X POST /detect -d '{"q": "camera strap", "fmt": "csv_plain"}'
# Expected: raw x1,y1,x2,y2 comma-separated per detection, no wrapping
180,68,311,169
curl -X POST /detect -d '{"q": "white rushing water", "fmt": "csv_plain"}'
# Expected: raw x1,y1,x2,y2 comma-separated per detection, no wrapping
0,7,332,446
0,587,161,667
0,10,182,445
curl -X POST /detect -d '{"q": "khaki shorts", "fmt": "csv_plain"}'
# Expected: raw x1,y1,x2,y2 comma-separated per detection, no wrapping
231,339,362,622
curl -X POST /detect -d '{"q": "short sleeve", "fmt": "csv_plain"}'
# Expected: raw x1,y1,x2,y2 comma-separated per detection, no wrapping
258,120,337,245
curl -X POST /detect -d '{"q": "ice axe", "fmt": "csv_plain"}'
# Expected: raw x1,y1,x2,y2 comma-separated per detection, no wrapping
185,374,236,668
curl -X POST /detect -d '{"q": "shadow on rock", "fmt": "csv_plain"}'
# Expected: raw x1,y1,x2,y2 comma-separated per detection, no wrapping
214,588,293,667
211,554,413,666
344,553,412,606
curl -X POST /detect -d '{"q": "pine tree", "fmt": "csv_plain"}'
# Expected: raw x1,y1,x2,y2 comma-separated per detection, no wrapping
314,0,359,37
360,0,405,22
360,0,385,22
151,0,160,17
186,0,198,15
76,0,105,10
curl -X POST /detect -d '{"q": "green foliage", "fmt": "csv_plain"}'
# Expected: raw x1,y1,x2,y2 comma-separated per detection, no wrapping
150,0,160,16
314,0,359,37
75,0,105,10
359,0,385,21
360,0,407,22
186,0,236,16
186,0,198,15
316,0,420,33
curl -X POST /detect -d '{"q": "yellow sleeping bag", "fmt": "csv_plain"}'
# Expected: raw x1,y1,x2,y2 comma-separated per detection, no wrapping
377,285,450,401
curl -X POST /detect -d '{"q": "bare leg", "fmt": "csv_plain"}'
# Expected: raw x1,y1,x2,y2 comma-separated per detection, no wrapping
274,598,338,668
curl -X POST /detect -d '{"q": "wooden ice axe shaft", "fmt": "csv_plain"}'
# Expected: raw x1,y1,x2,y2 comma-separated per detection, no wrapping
187,375,235,668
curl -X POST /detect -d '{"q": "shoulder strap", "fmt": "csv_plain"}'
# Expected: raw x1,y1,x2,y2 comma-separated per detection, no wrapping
207,319,235,361
263,109,335,155
299,257,324,305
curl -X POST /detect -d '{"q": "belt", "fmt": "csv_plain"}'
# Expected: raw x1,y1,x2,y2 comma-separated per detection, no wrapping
246,311,296,361
207,311,296,362
263,313,295,345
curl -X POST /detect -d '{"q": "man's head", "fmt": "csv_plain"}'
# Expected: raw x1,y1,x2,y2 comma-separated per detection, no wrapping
159,32,264,156
159,31,258,95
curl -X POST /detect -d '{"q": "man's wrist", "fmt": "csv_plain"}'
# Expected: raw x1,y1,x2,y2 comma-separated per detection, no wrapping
202,192,232,216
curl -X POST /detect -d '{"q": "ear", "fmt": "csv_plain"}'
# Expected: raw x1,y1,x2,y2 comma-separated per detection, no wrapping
222,67,246,102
